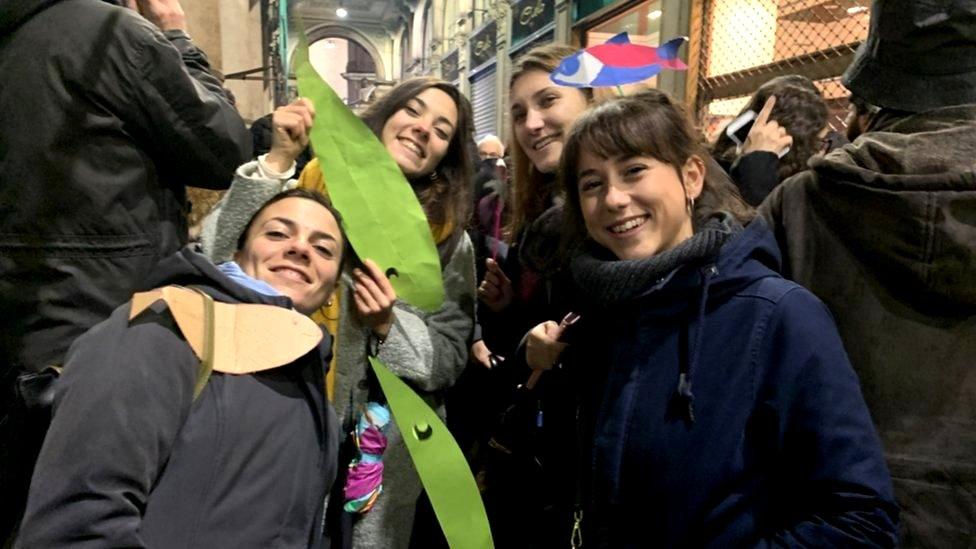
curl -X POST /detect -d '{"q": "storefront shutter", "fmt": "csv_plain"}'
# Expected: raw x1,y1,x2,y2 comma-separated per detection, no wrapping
470,65,497,139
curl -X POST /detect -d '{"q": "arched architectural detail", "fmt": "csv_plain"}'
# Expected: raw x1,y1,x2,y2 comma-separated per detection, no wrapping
398,23,410,78
442,0,457,53
289,24,386,80
411,0,429,61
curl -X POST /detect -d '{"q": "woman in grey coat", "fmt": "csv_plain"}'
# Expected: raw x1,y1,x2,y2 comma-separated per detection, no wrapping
202,80,476,548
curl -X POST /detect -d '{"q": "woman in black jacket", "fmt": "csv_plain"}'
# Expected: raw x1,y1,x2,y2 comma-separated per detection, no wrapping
471,44,593,548
18,189,345,548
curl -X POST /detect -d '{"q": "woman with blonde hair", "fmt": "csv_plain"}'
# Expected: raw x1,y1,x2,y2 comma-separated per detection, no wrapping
468,43,594,547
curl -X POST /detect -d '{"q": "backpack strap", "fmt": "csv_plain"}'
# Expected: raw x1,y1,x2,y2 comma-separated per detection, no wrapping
187,287,216,401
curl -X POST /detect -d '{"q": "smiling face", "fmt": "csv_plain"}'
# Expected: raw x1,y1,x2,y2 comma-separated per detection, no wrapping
576,151,704,260
380,87,459,178
234,197,343,314
510,69,590,174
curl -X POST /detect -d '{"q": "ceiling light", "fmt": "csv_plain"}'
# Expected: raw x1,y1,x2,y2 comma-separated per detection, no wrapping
846,5,868,15
336,6,348,18
648,9,662,19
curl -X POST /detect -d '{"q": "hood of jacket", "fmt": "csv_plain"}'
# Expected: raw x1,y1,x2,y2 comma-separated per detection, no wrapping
0,0,130,34
803,104,976,308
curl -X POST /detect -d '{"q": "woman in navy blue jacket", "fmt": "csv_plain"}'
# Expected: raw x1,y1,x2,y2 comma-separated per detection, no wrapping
524,90,899,547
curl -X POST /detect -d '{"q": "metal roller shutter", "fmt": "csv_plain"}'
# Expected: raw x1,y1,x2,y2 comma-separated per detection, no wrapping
470,65,497,139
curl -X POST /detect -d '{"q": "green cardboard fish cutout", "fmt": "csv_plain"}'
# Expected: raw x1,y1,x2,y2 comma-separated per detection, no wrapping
294,37,444,312
371,357,494,548
295,33,493,548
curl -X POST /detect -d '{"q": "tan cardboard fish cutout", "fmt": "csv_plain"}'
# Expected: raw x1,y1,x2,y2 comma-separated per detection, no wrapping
130,286,322,374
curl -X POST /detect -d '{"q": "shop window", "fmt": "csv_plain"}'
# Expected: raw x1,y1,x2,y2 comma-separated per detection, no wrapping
695,0,870,137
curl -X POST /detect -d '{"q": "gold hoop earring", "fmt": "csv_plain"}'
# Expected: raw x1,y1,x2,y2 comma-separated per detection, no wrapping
686,195,695,214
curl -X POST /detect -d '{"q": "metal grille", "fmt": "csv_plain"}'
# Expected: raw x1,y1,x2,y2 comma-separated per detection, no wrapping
471,66,498,139
691,0,871,139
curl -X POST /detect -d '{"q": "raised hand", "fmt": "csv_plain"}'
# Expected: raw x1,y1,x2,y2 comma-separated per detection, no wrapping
742,95,793,157
477,257,513,313
265,98,316,173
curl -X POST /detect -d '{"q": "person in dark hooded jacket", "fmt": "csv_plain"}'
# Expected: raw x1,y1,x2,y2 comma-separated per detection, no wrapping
17,189,343,548
0,0,251,537
759,1,976,545
523,90,898,547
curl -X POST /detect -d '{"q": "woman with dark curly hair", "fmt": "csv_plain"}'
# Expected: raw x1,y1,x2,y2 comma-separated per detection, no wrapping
713,75,829,205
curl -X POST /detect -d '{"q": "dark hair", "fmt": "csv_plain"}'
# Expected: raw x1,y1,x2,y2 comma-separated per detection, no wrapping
360,77,474,237
506,44,593,242
560,90,755,244
236,188,350,273
713,75,828,181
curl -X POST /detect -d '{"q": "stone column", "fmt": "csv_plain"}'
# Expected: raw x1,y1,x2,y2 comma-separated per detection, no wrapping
554,0,572,45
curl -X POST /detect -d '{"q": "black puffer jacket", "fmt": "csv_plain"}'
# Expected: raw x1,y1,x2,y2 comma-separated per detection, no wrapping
760,104,976,547
0,0,251,374
17,249,339,548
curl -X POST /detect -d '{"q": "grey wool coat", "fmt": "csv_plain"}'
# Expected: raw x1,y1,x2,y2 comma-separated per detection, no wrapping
202,159,476,548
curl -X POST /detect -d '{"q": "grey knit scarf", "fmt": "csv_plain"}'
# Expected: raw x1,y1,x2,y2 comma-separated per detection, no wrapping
571,214,742,306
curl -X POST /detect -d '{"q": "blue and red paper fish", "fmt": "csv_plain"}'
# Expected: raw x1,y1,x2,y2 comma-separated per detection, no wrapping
550,33,688,88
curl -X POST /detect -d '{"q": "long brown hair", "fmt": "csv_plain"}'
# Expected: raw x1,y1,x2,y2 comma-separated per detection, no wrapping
506,44,593,242
360,77,474,236
560,90,755,243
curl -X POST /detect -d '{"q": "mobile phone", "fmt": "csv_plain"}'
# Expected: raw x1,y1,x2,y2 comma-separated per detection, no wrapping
726,110,757,146
725,109,791,158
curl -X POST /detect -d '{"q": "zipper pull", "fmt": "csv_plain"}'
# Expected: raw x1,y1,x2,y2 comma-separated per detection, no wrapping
571,510,583,548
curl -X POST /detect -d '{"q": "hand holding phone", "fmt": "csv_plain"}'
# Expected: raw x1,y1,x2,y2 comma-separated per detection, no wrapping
726,95,792,158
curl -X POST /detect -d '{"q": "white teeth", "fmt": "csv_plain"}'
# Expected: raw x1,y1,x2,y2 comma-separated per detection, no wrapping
533,137,555,150
401,139,423,158
276,269,307,283
610,217,646,234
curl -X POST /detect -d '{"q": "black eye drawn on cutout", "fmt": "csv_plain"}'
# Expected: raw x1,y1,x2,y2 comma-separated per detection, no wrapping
385,267,399,279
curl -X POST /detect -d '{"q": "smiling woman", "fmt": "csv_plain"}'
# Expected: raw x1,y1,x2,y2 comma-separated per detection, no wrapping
17,188,346,547
517,89,899,546
233,189,346,314
379,88,458,178
471,43,596,547
200,78,477,548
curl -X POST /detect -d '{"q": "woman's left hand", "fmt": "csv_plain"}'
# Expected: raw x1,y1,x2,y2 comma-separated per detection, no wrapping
352,259,397,339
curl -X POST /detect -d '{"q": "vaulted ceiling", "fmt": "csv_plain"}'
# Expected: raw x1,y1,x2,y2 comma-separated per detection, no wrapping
293,0,414,34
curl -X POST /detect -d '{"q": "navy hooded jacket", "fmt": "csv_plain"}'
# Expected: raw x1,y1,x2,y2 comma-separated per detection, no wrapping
575,219,898,547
